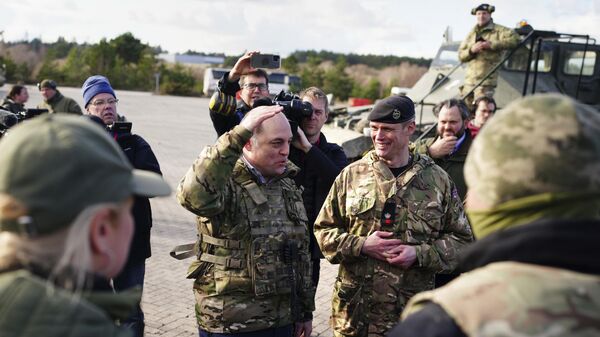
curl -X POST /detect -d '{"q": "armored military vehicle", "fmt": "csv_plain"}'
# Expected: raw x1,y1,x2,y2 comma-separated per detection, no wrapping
324,26,600,160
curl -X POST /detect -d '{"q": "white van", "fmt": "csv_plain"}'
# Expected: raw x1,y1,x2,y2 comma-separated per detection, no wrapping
268,72,301,95
203,68,231,96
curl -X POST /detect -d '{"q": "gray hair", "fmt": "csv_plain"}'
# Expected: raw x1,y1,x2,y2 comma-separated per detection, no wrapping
0,203,121,290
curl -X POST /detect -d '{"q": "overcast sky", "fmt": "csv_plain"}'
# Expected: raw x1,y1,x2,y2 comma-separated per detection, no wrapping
1,0,599,59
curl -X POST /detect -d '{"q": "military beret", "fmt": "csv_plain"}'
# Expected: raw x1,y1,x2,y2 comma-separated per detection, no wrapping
368,96,415,124
471,4,495,15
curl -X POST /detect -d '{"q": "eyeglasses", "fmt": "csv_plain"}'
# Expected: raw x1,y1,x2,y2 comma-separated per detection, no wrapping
242,83,268,91
90,98,119,107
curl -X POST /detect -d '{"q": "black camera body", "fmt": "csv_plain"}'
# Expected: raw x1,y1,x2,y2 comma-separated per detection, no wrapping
252,91,313,137
106,121,132,134
273,91,313,125
16,108,49,121
0,108,49,137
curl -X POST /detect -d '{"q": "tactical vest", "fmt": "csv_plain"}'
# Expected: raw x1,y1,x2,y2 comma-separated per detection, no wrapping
403,261,600,336
188,174,312,303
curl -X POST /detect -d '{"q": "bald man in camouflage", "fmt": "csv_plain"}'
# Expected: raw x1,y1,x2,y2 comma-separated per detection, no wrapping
177,105,315,337
388,94,600,337
459,4,520,107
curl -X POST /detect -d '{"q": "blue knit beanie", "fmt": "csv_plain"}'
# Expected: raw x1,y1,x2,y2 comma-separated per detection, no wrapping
82,75,116,107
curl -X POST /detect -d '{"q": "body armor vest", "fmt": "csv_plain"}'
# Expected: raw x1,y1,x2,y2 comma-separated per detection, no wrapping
191,175,312,301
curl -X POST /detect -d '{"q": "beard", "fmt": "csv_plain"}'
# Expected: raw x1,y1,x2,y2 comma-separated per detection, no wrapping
441,125,465,139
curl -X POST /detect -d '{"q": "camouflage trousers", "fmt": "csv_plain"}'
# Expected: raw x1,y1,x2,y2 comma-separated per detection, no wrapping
460,84,495,109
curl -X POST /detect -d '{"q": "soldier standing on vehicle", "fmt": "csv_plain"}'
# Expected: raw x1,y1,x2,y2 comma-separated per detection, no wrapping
208,51,271,136
459,4,520,106
37,79,82,114
314,95,473,337
412,99,472,201
388,94,600,337
1,85,29,113
177,105,315,337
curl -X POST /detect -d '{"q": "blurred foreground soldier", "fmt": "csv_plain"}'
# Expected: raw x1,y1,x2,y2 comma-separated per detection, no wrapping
209,51,270,136
83,74,162,337
459,4,519,106
37,79,82,114
466,96,496,138
1,84,29,113
177,106,315,337
289,87,348,288
0,115,170,337
413,99,472,200
315,96,473,337
389,94,600,337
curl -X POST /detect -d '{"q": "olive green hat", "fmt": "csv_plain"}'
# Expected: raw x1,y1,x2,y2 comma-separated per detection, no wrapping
0,114,171,237
38,79,57,90
465,93,600,208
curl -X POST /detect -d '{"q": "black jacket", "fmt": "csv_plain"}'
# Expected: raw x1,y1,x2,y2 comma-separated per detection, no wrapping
210,72,251,137
1,98,25,114
387,218,600,337
288,133,348,259
114,132,162,267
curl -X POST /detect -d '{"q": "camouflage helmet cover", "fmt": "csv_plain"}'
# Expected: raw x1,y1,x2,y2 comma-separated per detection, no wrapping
464,94,600,207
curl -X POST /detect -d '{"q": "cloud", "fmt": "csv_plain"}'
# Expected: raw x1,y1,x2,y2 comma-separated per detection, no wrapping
1,0,598,58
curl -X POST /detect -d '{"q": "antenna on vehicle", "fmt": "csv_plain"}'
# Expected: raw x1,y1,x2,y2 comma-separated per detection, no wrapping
443,26,453,44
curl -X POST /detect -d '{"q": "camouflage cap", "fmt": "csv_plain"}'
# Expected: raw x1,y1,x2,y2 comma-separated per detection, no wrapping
471,4,495,15
464,94,600,207
0,114,171,237
368,95,415,124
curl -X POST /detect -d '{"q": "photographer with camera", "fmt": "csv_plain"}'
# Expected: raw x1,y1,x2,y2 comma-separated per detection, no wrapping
288,87,348,289
209,51,271,136
82,75,162,337
1,85,29,114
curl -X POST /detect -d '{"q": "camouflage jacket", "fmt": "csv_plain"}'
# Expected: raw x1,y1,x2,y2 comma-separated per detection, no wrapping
0,269,133,337
402,261,600,337
411,130,474,201
37,91,82,114
177,125,315,333
458,21,520,87
314,151,473,337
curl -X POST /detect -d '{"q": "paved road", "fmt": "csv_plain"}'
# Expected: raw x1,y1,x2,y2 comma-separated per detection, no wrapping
4,85,337,337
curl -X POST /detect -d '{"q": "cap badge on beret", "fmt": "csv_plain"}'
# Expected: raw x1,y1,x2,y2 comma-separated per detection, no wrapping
392,109,402,120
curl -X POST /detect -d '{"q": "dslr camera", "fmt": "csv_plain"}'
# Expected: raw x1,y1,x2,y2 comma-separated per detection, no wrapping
252,91,313,136
0,108,49,137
